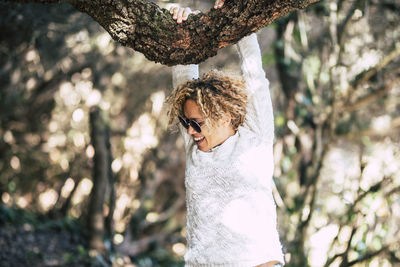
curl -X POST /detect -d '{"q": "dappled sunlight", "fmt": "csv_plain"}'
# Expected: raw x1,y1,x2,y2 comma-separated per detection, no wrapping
125,113,158,155
370,258,392,267
309,224,339,267
61,178,75,198
64,29,92,55
11,69,21,85
86,89,102,107
151,91,166,117
146,212,159,223
26,77,37,91
107,90,168,234
59,82,81,106
25,49,40,63
111,72,127,88
172,242,186,257
362,141,400,188
2,193,11,206
371,115,392,135
1,4,178,265
113,193,131,230
122,152,134,167
114,195,140,233
60,57,73,73
72,132,86,148
59,157,70,171
313,139,400,265
285,180,300,201
24,133,41,146
96,32,114,55
66,30,89,48
113,233,124,245
38,189,58,212
302,55,320,92
71,178,93,206
47,134,67,148
3,130,15,145
111,158,123,173
16,196,29,209
49,148,61,163
349,48,382,80
72,108,85,122
85,144,95,158
10,156,21,171
324,195,346,215
320,141,361,197
129,168,139,181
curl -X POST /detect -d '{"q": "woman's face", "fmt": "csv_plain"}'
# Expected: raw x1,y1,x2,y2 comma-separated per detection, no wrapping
183,99,235,152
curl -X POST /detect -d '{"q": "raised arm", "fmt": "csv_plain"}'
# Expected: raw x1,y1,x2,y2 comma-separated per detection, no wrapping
172,64,199,89
170,5,200,88
236,34,274,144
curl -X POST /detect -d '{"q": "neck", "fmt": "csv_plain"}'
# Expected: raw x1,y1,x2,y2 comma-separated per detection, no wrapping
214,127,236,149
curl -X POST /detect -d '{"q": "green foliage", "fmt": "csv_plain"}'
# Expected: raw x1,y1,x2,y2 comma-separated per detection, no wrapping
335,118,353,135
262,52,276,66
0,204,38,226
63,252,75,264
281,156,292,173
133,248,184,267
27,250,44,261
275,112,286,136
37,216,86,234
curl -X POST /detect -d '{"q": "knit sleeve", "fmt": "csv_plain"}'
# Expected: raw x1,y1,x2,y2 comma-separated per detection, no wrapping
236,34,274,144
172,64,199,149
172,64,199,90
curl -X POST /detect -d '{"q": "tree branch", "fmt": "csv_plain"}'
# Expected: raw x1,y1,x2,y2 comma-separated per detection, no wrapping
347,246,389,266
1,0,320,65
343,78,400,113
344,44,400,96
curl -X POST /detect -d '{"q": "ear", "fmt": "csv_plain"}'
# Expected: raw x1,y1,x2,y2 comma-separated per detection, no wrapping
222,113,232,126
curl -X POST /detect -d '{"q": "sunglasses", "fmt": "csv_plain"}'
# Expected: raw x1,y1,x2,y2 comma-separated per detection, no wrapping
178,116,203,133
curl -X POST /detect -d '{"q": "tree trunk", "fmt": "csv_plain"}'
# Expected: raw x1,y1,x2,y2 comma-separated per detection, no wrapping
105,133,115,252
87,106,111,255
2,0,320,65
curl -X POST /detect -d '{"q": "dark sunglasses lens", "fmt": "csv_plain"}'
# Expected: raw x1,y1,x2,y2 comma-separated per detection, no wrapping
178,116,189,129
179,116,202,133
190,121,202,133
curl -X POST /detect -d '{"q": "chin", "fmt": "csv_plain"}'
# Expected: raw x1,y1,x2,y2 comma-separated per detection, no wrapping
198,146,209,152
197,143,210,152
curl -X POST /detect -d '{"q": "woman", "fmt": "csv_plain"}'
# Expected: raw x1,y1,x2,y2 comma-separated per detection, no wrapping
166,4,285,267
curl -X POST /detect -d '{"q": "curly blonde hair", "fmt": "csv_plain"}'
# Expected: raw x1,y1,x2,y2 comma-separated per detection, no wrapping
166,70,248,131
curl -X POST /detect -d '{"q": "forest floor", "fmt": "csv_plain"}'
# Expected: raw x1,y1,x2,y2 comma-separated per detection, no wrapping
0,207,183,267
0,220,92,267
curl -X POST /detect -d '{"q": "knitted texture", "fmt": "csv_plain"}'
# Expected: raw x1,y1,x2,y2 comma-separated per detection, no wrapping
172,34,284,267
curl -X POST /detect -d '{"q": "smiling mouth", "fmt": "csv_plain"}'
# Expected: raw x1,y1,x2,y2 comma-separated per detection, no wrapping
194,136,205,145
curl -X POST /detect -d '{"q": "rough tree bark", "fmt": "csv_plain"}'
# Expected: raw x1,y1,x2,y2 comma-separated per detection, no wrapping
1,0,319,65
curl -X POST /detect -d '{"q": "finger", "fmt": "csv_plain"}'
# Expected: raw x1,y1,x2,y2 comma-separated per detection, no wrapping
169,6,177,15
177,7,184,23
169,7,177,19
173,7,180,20
214,0,225,9
182,7,191,21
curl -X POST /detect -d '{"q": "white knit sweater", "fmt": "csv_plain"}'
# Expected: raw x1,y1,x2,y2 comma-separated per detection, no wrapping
172,34,284,267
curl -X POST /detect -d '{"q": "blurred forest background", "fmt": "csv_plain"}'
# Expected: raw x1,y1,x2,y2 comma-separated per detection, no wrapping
0,0,399,266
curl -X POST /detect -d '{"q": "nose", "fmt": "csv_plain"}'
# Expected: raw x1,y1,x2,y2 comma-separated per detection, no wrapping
187,125,196,135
